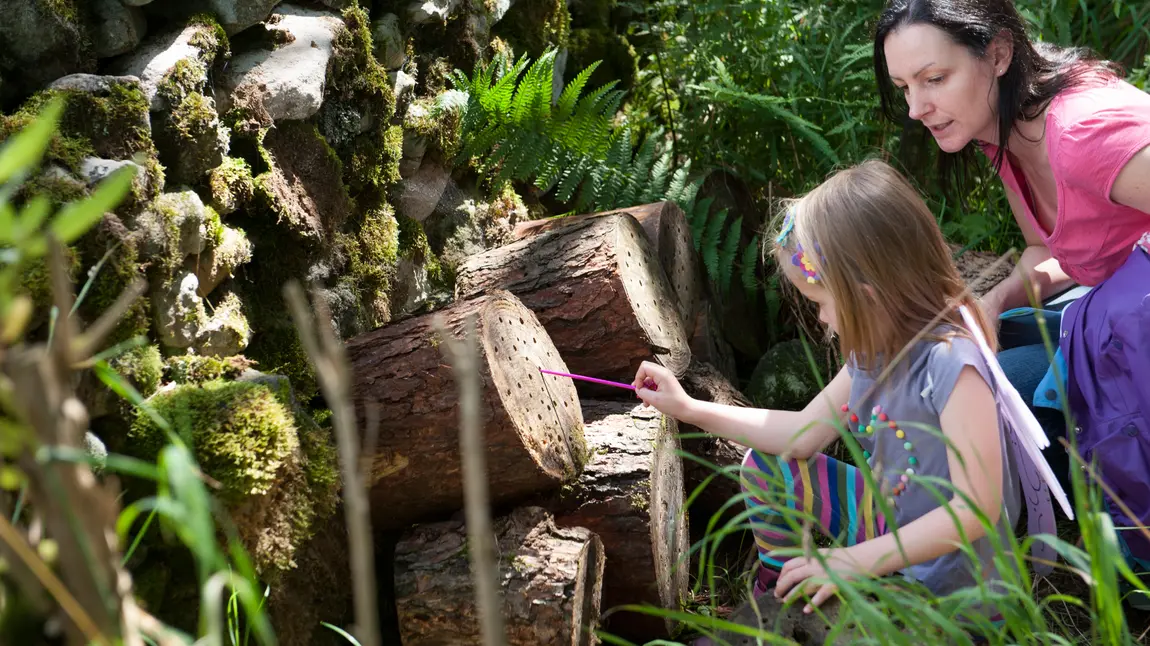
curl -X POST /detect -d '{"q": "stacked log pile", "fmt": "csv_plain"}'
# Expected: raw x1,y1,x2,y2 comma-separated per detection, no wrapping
347,203,754,643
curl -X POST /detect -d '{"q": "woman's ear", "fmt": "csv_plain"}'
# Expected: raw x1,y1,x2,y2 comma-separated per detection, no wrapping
988,30,1014,77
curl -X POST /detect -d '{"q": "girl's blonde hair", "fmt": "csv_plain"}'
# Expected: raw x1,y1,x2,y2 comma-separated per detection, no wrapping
773,159,996,368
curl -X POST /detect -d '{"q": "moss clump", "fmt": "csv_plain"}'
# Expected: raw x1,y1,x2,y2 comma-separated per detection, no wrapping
74,214,151,344
110,345,163,399
157,58,208,108
324,5,399,203
397,214,443,284
0,99,94,175
18,249,80,332
492,0,571,59
343,205,400,328
187,13,231,61
408,97,464,161
130,381,297,501
157,91,226,186
165,354,254,384
207,157,255,215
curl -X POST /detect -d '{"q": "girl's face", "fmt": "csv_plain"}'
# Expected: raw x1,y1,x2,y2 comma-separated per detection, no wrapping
882,23,1009,152
782,259,839,334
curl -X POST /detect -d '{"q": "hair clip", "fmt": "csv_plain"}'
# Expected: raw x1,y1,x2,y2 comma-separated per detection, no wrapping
792,243,821,284
776,207,798,244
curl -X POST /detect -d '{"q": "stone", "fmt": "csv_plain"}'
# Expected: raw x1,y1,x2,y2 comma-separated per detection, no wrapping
193,225,253,297
195,292,251,356
394,257,433,316
79,157,152,199
105,24,222,111
391,70,417,105
746,339,831,412
47,73,140,94
156,93,230,185
188,0,280,35
215,6,344,123
155,272,208,349
407,0,464,24
399,102,431,179
144,190,210,263
84,431,108,476
122,0,154,5
372,14,406,70
0,0,93,95
90,0,147,59
397,161,450,222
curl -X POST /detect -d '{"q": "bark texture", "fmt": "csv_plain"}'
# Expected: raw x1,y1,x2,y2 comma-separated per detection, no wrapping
457,212,691,390
537,400,690,641
346,290,586,530
393,506,606,646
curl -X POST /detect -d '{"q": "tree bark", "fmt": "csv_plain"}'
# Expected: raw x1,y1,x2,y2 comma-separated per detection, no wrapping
678,360,752,542
393,506,606,646
458,212,692,390
345,290,587,531
534,400,690,641
512,202,704,329
688,300,739,385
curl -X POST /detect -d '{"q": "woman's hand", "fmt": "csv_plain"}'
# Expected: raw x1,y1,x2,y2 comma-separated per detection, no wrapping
632,361,693,420
774,547,871,614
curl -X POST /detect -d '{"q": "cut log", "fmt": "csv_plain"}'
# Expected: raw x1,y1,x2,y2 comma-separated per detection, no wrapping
688,301,739,385
679,360,752,541
394,506,606,646
512,202,704,329
535,400,690,641
457,212,691,389
346,290,586,531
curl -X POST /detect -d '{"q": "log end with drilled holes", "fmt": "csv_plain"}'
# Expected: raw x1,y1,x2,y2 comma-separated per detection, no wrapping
346,290,586,530
513,202,703,328
539,400,689,641
394,506,606,646
459,213,691,386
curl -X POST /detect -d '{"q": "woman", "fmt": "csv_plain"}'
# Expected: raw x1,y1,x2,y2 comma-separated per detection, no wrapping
872,0,1150,592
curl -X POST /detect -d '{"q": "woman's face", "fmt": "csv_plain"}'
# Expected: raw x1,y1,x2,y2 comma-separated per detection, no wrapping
883,23,1009,152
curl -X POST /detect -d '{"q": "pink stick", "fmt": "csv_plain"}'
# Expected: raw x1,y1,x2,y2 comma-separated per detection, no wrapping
538,368,657,391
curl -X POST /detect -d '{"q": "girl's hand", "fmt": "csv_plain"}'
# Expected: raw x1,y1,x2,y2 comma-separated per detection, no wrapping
632,361,692,420
774,547,870,613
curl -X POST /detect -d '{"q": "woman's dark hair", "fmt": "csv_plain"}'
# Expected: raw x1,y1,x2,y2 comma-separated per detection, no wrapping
873,0,1121,201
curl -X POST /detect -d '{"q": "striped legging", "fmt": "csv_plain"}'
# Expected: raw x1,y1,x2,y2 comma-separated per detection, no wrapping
740,449,888,571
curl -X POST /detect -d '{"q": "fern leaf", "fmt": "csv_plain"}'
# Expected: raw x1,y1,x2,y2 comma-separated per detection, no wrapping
741,234,761,301
555,155,590,203
677,177,703,212
718,216,742,295
701,208,729,284
574,162,602,212
688,196,716,249
665,160,692,203
597,127,632,209
618,134,657,207
556,61,602,123
641,150,673,204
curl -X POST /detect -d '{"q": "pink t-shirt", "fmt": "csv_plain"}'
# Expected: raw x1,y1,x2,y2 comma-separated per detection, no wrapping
979,77,1150,286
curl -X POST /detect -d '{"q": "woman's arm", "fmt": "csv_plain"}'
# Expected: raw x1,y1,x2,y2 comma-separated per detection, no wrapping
1111,145,1150,214
845,366,1005,576
982,184,1075,316
634,362,852,459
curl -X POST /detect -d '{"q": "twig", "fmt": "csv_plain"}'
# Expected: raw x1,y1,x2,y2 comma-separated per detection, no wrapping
283,281,379,646
0,513,108,645
431,313,506,646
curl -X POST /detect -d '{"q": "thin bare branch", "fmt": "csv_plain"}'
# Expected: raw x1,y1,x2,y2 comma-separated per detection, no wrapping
431,313,507,646
283,280,379,646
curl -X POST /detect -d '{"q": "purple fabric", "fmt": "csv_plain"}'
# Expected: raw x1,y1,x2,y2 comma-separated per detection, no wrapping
1061,243,1150,559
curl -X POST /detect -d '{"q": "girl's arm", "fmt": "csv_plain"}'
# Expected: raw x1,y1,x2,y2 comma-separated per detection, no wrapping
846,365,1005,576
633,362,852,459
982,185,1074,316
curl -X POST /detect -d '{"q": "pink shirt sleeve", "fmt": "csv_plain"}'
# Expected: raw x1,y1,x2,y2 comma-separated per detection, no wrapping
1049,82,1150,201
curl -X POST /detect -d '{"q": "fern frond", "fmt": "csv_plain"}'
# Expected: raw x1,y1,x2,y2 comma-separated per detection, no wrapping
618,133,657,208
718,216,742,295
641,150,673,204
556,61,602,123
701,208,729,284
741,235,761,301
597,127,632,209
689,196,715,252
555,155,591,203
665,160,692,203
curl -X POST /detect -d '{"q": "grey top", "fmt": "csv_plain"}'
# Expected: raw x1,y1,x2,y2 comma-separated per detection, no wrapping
848,328,1021,609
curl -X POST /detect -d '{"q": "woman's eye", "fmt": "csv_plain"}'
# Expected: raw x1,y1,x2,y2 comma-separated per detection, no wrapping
927,75,945,85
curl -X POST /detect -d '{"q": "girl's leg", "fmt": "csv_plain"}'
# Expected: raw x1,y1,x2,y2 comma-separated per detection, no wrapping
739,449,886,593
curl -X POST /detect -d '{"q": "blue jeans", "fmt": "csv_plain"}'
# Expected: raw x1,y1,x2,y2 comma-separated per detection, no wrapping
997,343,1071,495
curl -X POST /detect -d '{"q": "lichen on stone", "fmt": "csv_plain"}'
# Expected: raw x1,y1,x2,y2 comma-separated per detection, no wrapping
207,157,255,215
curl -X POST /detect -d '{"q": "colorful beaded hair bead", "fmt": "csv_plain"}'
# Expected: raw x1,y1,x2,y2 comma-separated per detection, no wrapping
776,207,822,284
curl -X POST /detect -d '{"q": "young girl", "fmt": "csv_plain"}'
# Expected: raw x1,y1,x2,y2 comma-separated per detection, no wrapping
633,160,1063,622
